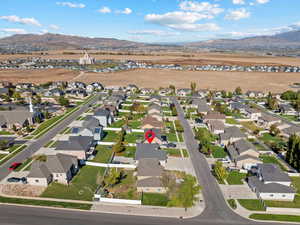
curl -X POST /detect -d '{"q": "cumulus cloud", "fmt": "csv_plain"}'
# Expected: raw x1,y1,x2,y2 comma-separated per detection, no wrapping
0,15,41,26
1,28,27,34
98,6,111,14
256,0,269,4
225,8,250,20
232,0,246,5
179,1,224,15
116,8,132,15
56,2,85,8
49,24,60,30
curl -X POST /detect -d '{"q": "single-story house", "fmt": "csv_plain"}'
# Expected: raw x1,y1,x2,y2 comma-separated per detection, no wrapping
219,126,247,146
135,143,167,166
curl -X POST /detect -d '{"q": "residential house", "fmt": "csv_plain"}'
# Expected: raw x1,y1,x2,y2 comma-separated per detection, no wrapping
71,116,104,141
140,88,154,95
244,107,262,121
207,120,225,135
55,136,94,161
258,114,281,129
197,100,211,115
137,158,166,193
248,164,295,201
143,129,167,145
227,139,261,170
229,102,247,114
177,88,192,97
135,143,167,166
27,154,79,187
281,125,300,138
141,115,164,130
219,126,246,146
203,111,226,123
279,104,297,116
94,108,113,127
148,103,162,115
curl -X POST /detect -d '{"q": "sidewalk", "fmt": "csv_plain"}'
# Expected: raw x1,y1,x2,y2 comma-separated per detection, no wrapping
91,200,205,218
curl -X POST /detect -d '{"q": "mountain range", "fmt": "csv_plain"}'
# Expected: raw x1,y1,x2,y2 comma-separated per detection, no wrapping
1,30,300,52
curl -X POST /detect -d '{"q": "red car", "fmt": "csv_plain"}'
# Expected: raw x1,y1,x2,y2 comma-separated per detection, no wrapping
8,162,22,171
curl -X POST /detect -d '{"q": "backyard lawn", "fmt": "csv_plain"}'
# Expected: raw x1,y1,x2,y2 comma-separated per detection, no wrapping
116,146,136,158
211,146,227,158
241,121,263,133
110,120,125,128
124,132,143,143
92,145,113,163
237,199,266,211
102,131,119,142
128,120,141,129
259,133,284,147
226,171,247,185
259,155,287,171
41,166,105,201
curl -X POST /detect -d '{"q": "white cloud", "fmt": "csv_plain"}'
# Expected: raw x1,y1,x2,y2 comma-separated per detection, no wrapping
225,8,250,20
179,1,224,15
128,30,179,36
232,0,246,5
98,6,111,14
256,0,269,4
1,28,27,34
168,23,220,32
56,2,85,8
40,29,49,34
0,15,41,26
49,24,60,30
116,8,132,15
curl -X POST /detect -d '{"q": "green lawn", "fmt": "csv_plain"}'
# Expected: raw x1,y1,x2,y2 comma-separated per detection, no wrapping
0,131,13,135
0,145,27,165
142,193,169,206
128,120,141,129
259,155,287,171
226,118,239,125
8,144,22,153
124,132,143,143
163,148,181,157
227,199,237,209
238,199,266,211
41,166,105,201
15,158,33,172
116,146,136,158
110,120,125,128
32,115,63,136
178,133,184,142
281,114,298,122
249,214,300,222
248,139,268,151
166,133,177,142
0,196,91,210
211,146,227,158
226,171,247,185
241,121,263,133
102,131,119,142
259,133,284,147
92,145,113,163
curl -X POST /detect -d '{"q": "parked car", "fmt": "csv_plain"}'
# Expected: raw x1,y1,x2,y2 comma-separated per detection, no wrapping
167,143,176,148
7,177,21,183
8,162,22,171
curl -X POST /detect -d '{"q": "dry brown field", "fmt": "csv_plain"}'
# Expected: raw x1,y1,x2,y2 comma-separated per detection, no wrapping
74,69,300,93
1,50,300,66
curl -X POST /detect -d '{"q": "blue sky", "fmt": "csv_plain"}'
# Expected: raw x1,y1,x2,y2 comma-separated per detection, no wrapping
0,0,299,43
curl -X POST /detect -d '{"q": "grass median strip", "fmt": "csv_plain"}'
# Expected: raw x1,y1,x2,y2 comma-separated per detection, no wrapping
0,196,92,210
238,199,266,211
0,145,27,165
249,214,300,222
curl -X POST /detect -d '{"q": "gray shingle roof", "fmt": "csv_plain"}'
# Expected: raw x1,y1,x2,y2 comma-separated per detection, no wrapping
233,139,256,154
220,126,246,140
248,176,295,194
258,163,291,183
94,108,110,117
137,158,163,177
55,136,93,151
135,143,167,161
45,154,77,173
28,161,52,179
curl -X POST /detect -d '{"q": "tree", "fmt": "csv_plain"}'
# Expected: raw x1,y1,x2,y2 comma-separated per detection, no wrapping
44,110,51,119
0,140,8,150
104,168,123,188
58,96,70,107
190,82,197,94
213,161,228,182
169,85,176,95
270,124,280,137
12,124,17,132
235,87,242,95
267,92,278,110
12,92,21,100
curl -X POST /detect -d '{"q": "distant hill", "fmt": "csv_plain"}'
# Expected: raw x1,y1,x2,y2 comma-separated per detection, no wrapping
184,30,300,51
0,33,147,51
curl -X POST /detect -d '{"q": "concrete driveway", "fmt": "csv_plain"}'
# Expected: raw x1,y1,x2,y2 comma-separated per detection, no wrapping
165,157,196,176
219,184,257,199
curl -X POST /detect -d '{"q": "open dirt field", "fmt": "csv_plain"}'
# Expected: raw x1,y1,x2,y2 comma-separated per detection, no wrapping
0,69,78,84
75,69,300,93
1,50,300,66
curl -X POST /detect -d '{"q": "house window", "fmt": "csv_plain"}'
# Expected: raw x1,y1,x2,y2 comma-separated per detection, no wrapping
282,195,286,197
35,180,39,183
270,194,274,197
56,174,59,177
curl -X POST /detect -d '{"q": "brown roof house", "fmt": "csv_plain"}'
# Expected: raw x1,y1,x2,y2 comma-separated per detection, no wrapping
27,154,78,187
142,115,164,130
203,111,226,123
207,120,225,135
226,139,261,170
143,129,167,145
137,158,166,194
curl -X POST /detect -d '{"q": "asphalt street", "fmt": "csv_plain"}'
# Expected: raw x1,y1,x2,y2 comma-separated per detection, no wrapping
0,94,100,181
0,95,298,225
